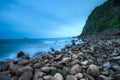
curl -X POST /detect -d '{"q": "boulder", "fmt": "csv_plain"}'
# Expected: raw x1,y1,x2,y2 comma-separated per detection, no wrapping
17,51,25,58
69,64,81,75
87,64,99,76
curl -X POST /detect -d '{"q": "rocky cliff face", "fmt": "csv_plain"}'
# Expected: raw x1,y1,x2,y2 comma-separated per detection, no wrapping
81,0,120,36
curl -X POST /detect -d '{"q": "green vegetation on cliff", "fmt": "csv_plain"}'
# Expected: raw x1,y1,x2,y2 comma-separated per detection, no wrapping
81,0,120,36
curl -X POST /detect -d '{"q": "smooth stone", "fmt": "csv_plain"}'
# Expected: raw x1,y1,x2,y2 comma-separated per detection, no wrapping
43,76,53,80
76,52,83,56
54,54,62,61
103,62,111,68
75,73,83,79
18,71,33,80
97,75,111,80
87,64,99,76
84,74,95,80
61,57,71,63
81,60,88,65
69,64,81,75
80,78,86,80
54,73,63,80
70,60,80,66
0,74,11,80
66,75,77,80
112,56,120,60
21,60,30,66
40,67,56,73
16,66,33,76
33,62,46,68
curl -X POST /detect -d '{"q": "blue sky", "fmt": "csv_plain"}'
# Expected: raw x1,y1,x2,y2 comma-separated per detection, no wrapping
0,0,107,39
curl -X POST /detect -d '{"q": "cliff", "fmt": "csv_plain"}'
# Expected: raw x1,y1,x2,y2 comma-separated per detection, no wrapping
80,0,120,37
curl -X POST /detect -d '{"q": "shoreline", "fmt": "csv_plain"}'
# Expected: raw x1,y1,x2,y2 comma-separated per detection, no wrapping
0,36,120,80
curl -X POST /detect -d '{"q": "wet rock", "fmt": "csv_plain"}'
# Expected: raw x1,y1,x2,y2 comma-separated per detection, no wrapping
19,71,33,80
54,73,63,80
16,66,33,76
43,76,53,80
87,64,99,76
17,51,25,58
0,74,11,80
40,67,56,73
69,64,81,75
75,73,83,79
81,60,88,65
0,70,10,75
76,52,83,56
54,62,64,69
66,75,77,80
97,75,111,80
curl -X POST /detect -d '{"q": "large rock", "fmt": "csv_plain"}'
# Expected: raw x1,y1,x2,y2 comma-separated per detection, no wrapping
69,64,81,75
16,66,33,76
87,64,99,76
18,71,33,80
17,51,25,58
66,75,77,80
0,74,11,80
54,73,63,80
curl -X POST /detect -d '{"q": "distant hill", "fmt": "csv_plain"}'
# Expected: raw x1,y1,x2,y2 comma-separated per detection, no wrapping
80,0,120,37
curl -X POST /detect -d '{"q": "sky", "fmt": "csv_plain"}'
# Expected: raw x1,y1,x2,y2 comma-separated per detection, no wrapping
0,0,107,39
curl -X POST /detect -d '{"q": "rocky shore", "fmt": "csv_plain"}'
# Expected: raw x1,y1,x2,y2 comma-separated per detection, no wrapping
0,36,120,80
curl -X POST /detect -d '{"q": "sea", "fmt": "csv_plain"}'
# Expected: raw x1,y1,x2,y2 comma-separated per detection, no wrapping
0,38,81,61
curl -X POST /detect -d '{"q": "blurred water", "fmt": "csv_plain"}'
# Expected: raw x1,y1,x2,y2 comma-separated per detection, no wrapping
0,38,73,61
